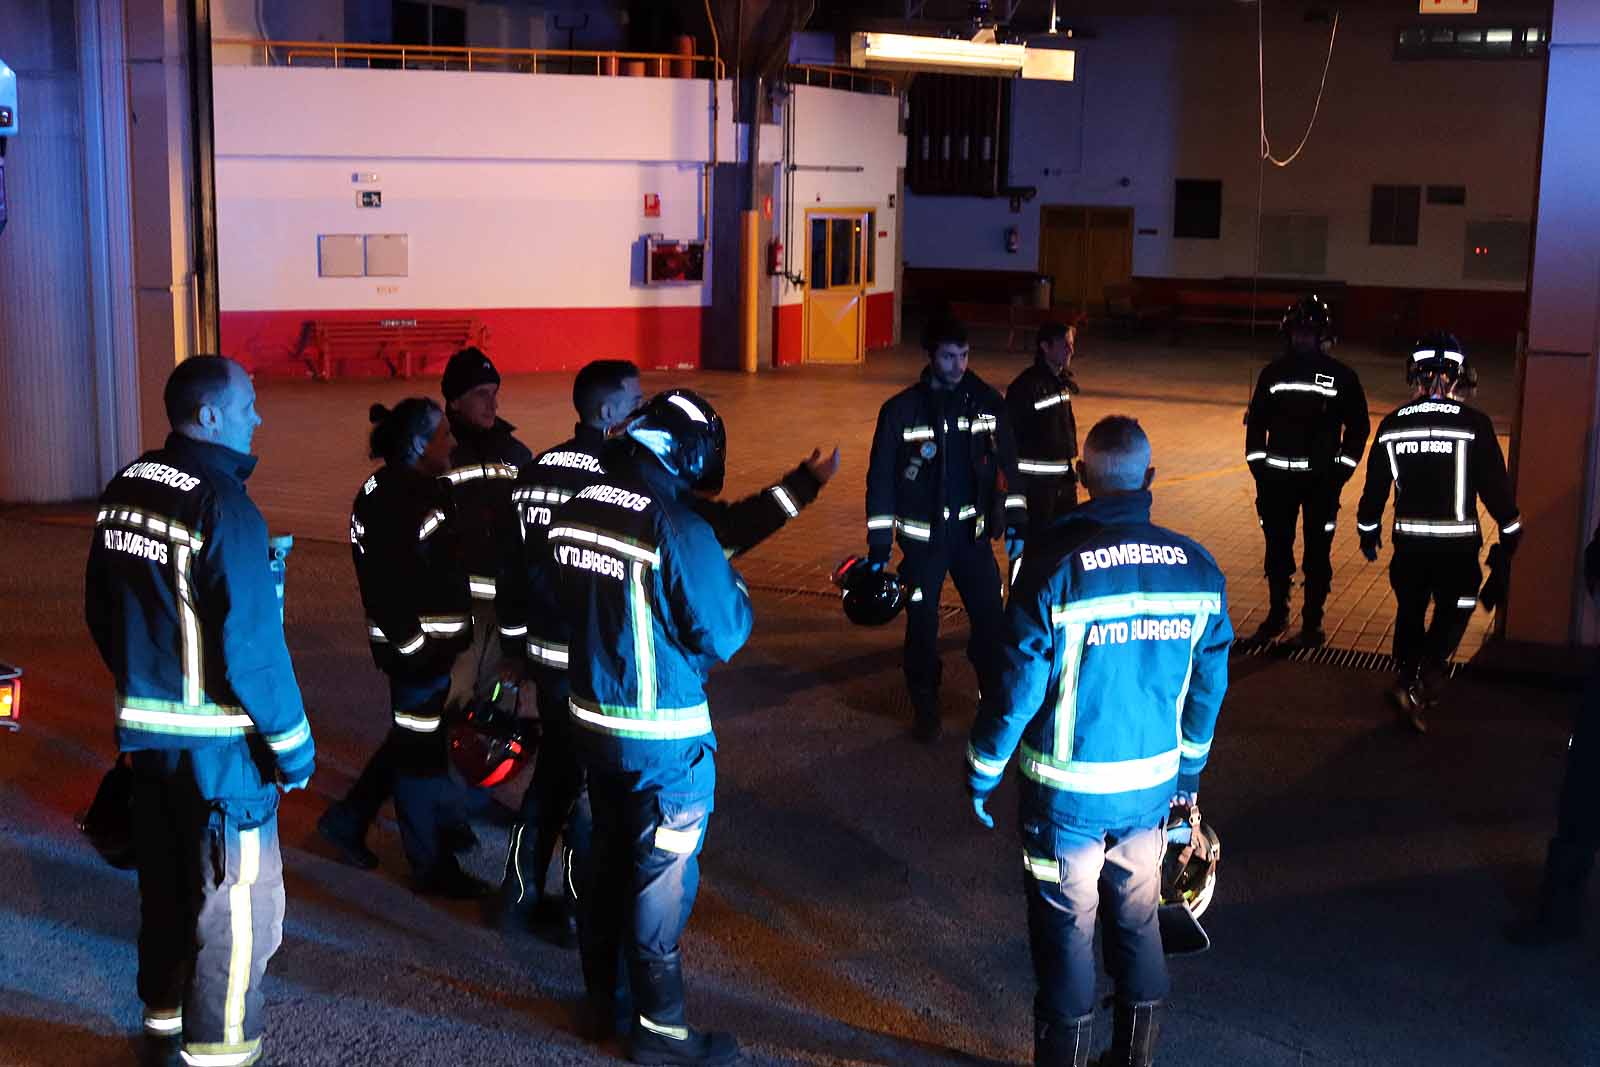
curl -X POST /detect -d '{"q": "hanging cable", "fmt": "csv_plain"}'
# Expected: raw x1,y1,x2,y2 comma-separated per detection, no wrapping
1258,4,1339,168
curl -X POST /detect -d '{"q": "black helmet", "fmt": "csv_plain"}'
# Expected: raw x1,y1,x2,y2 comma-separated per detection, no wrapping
624,389,727,493
1161,803,1220,919
78,757,137,870
832,555,907,626
1406,330,1473,389
1281,294,1334,344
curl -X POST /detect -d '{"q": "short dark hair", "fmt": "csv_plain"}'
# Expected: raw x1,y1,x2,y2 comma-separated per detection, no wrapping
921,316,968,355
1035,320,1071,352
163,355,237,429
573,359,640,421
368,398,442,466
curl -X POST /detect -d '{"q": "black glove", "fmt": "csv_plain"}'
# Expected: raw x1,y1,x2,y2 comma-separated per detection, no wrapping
1360,530,1381,562
865,548,889,570
1479,542,1510,611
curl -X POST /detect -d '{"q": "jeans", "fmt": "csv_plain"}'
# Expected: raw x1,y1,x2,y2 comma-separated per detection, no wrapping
1023,819,1169,1025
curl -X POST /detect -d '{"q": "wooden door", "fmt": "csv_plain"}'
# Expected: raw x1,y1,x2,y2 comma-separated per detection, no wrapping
804,208,874,364
1038,206,1133,315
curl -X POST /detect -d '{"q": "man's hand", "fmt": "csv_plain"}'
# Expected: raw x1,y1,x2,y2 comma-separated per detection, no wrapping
1360,531,1381,562
1171,790,1197,810
803,446,842,486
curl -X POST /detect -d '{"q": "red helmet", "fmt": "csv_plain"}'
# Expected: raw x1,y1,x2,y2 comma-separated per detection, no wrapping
448,696,537,789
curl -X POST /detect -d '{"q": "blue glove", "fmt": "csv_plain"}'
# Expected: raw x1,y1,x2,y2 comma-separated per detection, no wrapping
1005,534,1025,562
970,791,995,829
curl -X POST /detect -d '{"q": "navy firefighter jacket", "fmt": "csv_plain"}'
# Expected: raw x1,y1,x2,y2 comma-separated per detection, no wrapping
967,491,1232,832
85,434,316,809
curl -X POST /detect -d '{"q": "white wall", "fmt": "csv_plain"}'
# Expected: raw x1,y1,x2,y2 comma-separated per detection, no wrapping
905,8,1546,291
214,67,732,311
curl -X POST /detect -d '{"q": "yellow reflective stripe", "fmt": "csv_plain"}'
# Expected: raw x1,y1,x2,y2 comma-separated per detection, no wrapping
967,745,1007,778
1245,451,1268,462
897,518,931,541
630,560,656,718
180,1040,262,1067
118,704,254,738
1456,596,1478,609
901,426,935,442
526,639,570,668
1018,459,1073,475
1262,454,1311,471
175,543,203,707
96,506,204,548
395,633,426,655
639,1016,690,1041
265,717,311,753
1376,427,1476,443
143,1011,183,1035
568,697,711,740
366,622,387,642
549,524,660,565
1394,520,1478,536
1024,853,1060,883
1179,737,1211,760
499,623,528,638
1021,744,1182,795
1502,519,1523,535
468,576,497,599
654,823,702,855
1033,392,1070,411
1006,494,1027,510
419,615,469,635
1337,454,1360,468
445,463,518,484
769,485,799,518
866,515,895,531
393,711,442,732
1051,592,1223,626
1268,381,1338,398
417,509,445,541
223,828,259,1046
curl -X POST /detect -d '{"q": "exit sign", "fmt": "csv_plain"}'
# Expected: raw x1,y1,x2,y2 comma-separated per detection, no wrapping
1420,0,1478,12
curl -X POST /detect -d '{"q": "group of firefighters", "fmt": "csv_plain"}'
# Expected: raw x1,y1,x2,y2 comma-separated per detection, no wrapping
82,293,1585,1067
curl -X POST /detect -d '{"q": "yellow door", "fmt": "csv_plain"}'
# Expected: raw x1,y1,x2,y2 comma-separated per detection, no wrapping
804,209,874,364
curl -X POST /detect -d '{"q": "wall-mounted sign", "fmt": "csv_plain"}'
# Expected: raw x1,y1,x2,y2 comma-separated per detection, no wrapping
644,193,661,218
352,172,380,183
359,191,382,208
1419,0,1477,11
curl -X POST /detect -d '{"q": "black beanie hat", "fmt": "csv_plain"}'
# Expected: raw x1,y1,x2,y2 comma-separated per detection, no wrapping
441,347,501,403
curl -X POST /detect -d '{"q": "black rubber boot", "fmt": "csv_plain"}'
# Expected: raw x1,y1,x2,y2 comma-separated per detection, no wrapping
1299,582,1329,647
1094,1001,1159,1067
910,689,942,744
1390,666,1428,734
1035,1013,1094,1067
1250,580,1291,642
417,857,495,899
1504,838,1593,947
627,954,739,1065
493,820,544,931
317,803,379,870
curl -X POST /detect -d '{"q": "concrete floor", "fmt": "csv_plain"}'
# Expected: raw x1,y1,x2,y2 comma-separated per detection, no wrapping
3,332,1588,1067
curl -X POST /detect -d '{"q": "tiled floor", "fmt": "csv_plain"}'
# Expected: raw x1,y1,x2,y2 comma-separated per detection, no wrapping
246,331,1517,661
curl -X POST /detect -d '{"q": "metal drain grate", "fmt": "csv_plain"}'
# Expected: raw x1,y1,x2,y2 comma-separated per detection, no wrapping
1231,638,1460,677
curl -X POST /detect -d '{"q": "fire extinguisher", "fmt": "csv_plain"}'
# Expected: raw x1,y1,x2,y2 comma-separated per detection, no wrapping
768,239,784,275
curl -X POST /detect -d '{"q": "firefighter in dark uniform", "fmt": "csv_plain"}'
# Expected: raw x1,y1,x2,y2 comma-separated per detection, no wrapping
867,316,1024,742
331,398,491,896
1356,332,1521,732
1507,522,1600,946
548,390,749,1065
1006,318,1082,535
495,362,839,944
968,416,1232,1067
1244,295,1370,646
85,356,316,1067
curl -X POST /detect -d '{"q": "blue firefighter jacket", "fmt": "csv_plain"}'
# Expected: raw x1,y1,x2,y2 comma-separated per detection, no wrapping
548,445,753,771
967,491,1232,831
85,434,315,808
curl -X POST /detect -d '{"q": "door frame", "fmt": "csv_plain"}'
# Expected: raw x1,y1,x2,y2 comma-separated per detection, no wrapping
1037,204,1134,315
802,204,877,365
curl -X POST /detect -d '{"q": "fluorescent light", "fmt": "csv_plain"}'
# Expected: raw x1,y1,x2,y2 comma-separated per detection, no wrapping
850,31,1026,74
1022,48,1075,81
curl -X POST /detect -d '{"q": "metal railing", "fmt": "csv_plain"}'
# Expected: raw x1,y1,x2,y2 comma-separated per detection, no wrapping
214,39,724,80
785,65,896,96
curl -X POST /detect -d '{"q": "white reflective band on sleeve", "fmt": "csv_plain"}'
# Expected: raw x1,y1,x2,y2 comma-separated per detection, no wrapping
1264,454,1311,471
266,719,312,753
1395,520,1478,537
420,617,468,635
548,525,660,565
1337,455,1359,468
1502,520,1522,535
1006,494,1027,510
1244,451,1267,462
897,519,932,541
393,711,442,732
1456,597,1478,609
469,577,497,598
143,1013,183,1035
968,745,1007,778
1357,522,1380,533
367,623,387,642
526,640,570,667
1018,459,1073,475
638,1016,691,1042
867,515,895,531
1024,853,1061,883
417,509,446,541
1033,392,1070,411
769,485,799,518
653,823,702,854
942,505,979,521
1377,428,1476,443
1323,522,1336,533
499,624,528,637
1179,737,1212,760
396,633,426,655
901,426,935,442
910,588,924,603
1269,381,1339,398
445,463,518,485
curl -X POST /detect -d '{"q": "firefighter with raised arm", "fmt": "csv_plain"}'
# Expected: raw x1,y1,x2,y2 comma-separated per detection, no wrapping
967,416,1232,1067
866,314,1025,742
1244,295,1370,645
1007,318,1083,531
1356,332,1521,732
85,356,316,1067
493,362,838,946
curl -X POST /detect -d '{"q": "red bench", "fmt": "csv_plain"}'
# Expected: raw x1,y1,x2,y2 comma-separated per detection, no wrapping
948,301,1055,352
1172,289,1305,340
294,318,486,380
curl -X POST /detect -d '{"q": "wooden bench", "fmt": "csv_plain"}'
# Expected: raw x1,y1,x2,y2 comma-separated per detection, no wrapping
294,318,486,380
1102,283,1170,334
1171,289,1307,342
949,300,1055,352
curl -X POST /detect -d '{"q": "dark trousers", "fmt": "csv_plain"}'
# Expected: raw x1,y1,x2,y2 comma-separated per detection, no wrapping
1024,820,1169,1025
1555,661,1600,853
1256,477,1342,608
338,674,462,877
131,752,284,1065
900,536,1005,701
577,744,716,1015
1026,478,1079,530
1389,548,1482,676
506,668,592,908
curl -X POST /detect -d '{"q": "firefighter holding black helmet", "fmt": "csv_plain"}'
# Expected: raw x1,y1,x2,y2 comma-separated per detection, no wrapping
1355,332,1521,732
1244,295,1370,645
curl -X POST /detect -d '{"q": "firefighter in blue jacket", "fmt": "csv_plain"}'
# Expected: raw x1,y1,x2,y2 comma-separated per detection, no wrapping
867,315,1025,742
85,356,316,1067
967,416,1232,1067
494,362,839,944
548,390,750,1065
